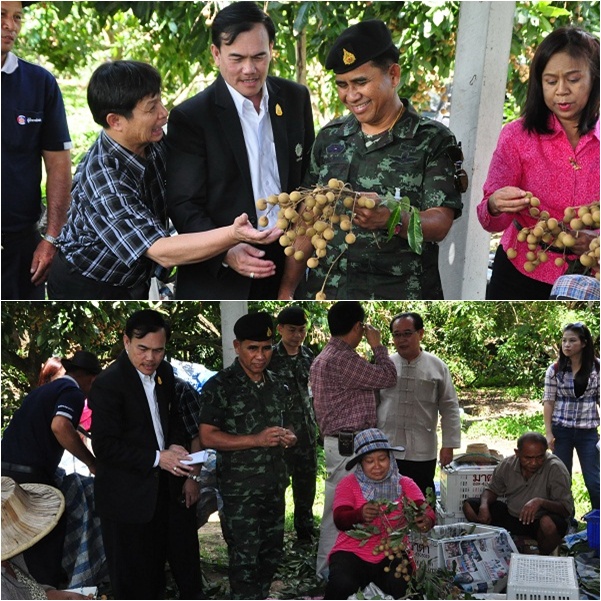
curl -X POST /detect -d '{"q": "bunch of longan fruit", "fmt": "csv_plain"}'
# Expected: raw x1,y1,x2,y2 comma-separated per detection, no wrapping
507,195,600,279
256,178,375,270
372,531,412,580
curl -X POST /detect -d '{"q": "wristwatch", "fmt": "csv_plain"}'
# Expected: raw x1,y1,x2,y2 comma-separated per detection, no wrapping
187,473,202,483
43,233,59,247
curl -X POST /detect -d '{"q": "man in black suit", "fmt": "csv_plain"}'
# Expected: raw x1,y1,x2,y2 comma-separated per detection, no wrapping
166,1,315,299
89,309,199,599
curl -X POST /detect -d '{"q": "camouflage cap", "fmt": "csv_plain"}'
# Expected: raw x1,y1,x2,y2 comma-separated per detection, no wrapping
234,312,274,341
276,306,307,326
325,20,400,74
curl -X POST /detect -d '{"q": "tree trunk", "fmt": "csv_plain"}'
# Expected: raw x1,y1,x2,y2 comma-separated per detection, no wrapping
296,30,307,85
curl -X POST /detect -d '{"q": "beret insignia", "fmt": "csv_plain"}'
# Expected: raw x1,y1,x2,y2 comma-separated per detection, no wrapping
342,48,356,65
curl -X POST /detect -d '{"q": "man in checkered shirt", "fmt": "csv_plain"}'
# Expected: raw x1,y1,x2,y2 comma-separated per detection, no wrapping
47,61,280,300
310,301,397,579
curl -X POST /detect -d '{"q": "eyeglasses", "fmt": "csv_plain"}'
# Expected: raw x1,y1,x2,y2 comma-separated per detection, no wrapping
447,144,469,194
392,330,417,339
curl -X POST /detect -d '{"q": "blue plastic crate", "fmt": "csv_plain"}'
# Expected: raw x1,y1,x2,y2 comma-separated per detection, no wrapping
584,509,600,550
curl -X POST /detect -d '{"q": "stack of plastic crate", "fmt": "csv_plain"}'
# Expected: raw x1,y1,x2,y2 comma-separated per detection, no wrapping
437,463,497,524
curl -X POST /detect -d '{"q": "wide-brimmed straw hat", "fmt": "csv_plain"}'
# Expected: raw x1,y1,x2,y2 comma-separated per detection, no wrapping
452,443,502,466
346,428,405,470
1,477,65,560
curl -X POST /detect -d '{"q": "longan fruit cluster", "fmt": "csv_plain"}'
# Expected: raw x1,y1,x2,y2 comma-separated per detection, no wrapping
256,178,376,299
507,197,600,278
373,535,412,581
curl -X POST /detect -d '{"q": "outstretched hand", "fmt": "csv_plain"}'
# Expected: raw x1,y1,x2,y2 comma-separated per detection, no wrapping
232,213,282,245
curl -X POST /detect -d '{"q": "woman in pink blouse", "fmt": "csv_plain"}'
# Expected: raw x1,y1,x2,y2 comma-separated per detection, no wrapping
324,428,435,600
478,27,599,299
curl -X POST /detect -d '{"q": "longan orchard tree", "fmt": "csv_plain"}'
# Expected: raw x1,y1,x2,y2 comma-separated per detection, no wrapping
3,301,598,430
18,1,599,122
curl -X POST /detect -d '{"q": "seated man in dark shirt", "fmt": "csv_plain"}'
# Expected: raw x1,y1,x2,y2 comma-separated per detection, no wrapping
463,431,573,555
47,60,281,300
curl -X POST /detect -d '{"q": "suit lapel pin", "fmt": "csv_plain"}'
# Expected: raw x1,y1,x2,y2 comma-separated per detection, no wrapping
295,144,303,158
275,103,283,117
157,376,162,385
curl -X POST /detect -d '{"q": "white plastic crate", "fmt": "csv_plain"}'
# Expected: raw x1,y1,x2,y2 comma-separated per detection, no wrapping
435,500,463,524
440,464,496,514
506,554,579,600
409,523,518,593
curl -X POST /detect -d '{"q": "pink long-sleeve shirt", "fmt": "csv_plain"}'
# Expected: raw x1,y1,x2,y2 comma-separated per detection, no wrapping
477,115,600,284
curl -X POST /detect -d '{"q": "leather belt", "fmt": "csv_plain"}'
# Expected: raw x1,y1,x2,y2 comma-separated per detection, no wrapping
1,461,40,474
327,431,360,438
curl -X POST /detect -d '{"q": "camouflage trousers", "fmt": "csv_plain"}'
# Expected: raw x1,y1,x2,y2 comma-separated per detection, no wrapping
284,433,317,539
221,490,286,600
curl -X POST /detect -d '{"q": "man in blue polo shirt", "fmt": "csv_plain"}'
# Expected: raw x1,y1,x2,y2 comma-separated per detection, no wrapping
1,350,101,587
1,0,72,299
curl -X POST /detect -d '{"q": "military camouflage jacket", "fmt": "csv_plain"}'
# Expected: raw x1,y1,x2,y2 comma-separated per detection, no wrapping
269,342,316,444
199,359,291,497
303,100,463,300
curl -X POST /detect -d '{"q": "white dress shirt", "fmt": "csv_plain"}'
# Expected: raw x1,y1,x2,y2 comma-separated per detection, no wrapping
225,80,282,230
136,369,164,467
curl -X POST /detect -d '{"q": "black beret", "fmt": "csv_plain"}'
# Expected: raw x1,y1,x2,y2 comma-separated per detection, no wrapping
234,312,274,341
325,20,399,74
277,306,307,326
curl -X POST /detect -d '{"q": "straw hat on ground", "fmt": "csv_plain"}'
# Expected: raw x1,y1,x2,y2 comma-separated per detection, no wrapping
1,477,65,561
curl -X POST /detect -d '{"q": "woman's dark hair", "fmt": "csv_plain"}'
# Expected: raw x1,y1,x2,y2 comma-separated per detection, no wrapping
389,312,424,332
87,60,162,128
38,356,64,387
328,302,365,336
557,322,598,391
523,27,599,136
211,1,275,48
125,309,171,342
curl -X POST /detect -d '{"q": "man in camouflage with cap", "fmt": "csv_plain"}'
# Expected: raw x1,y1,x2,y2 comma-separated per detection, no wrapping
269,305,317,543
279,20,464,300
199,312,297,600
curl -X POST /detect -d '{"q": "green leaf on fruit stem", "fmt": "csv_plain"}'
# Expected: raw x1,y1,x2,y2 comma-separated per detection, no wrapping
407,209,423,255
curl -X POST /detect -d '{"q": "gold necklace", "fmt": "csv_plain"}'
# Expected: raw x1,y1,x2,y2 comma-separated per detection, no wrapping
362,103,406,138
388,103,406,132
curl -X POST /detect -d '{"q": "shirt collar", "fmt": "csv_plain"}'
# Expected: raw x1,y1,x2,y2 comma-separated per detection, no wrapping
2,52,19,74
548,113,601,142
58,374,80,388
135,368,156,384
224,79,269,118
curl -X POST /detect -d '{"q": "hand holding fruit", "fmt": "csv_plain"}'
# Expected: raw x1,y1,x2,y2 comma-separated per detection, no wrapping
353,194,389,230
362,501,380,523
414,513,433,532
487,187,530,216
231,213,282,245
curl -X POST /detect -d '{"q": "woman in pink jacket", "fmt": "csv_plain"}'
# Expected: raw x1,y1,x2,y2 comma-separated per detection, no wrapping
478,27,599,299
325,428,435,600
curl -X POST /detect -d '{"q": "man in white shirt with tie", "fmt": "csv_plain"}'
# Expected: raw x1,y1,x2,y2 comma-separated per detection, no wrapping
89,309,196,599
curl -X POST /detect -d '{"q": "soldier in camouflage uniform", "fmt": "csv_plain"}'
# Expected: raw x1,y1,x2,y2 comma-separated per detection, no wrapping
279,20,464,300
199,312,297,600
269,306,317,542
